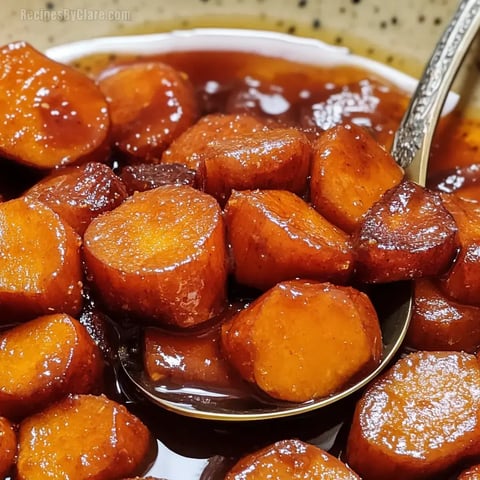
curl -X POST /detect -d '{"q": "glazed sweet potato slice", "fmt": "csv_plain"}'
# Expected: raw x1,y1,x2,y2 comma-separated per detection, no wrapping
162,113,268,174
225,189,353,290
98,62,198,161
458,465,480,479
440,193,480,305
144,327,236,389
0,41,109,169
310,123,404,233
221,280,382,402
353,180,458,283
84,185,227,328
225,439,360,479
0,313,103,419
0,197,82,321
346,351,480,480
162,113,311,204
406,278,480,353
17,394,151,480
24,162,128,235
0,417,16,479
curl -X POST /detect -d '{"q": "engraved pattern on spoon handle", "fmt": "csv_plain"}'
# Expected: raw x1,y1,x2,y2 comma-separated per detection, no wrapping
391,0,480,182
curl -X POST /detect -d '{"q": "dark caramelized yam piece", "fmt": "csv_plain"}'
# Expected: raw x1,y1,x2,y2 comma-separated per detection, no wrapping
440,194,480,305
162,113,268,173
119,163,197,196
346,351,480,480
310,123,404,233
0,42,109,169
84,185,227,328
221,280,381,402
353,180,458,283
163,114,311,204
17,394,151,480
24,162,128,235
458,465,480,479
0,417,16,479
0,314,103,419
406,278,480,353
0,197,82,321
144,327,235,388
225,189,353,290
98,62,198,161
225,439,360,479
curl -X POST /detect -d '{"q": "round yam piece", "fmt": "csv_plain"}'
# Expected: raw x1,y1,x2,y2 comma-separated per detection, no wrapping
346,351,480,480
221,280,382,402
84,185,227,327
0,42,109,169
225,439,360,479
0,416,16,479
98,62,198,161
458,465,480,479
0,197,82,321
0,313,104,419
17,394,151,480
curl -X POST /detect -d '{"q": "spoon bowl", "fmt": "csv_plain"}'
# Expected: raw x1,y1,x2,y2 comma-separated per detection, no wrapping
46,25,466,421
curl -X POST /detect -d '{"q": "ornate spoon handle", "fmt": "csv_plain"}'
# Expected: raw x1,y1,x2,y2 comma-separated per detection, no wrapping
391,0,480,186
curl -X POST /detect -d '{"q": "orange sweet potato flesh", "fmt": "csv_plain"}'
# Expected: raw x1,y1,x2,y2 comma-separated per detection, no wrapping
98,62,198,161
458,465,480,479
353,180,458,283
224,189,353,290
440,193,480,305
162,113,311,204
144,327,236,389
24,162,128,235
0,417,16,479
0,42,109,169
224,439,361,479
406,277,480,353
84,185,227,328
221,280,382,402
0,313,104,419
346,351,480,480
310,123,404,233
17,394,151,480
0,197,82,321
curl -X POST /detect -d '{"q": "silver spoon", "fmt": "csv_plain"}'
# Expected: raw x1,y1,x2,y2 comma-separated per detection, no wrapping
116,1,480,421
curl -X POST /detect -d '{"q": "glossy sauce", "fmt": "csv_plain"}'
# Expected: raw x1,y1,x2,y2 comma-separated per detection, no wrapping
71,50,480,479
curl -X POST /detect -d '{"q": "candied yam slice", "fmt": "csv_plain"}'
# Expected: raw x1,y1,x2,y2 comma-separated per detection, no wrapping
17,394,151,480
84,185,227,327
440,193,480,305
144,327,235,389
0,313,103,419
353,180,458,283
458,465,480,479
406,278,480,353
346,351,480,480
0,417,16,479
221,280,382,402
225,439,360,479
310,123,404,233
162,113,268,173
0,42,109,169
98,62,198,161
0,197,82,320
24,162,128,235
225,189,353,290
119,163,197,196
163,114,311,204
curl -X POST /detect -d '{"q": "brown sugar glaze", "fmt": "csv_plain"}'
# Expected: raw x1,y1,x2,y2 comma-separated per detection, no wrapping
71,50,480,480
